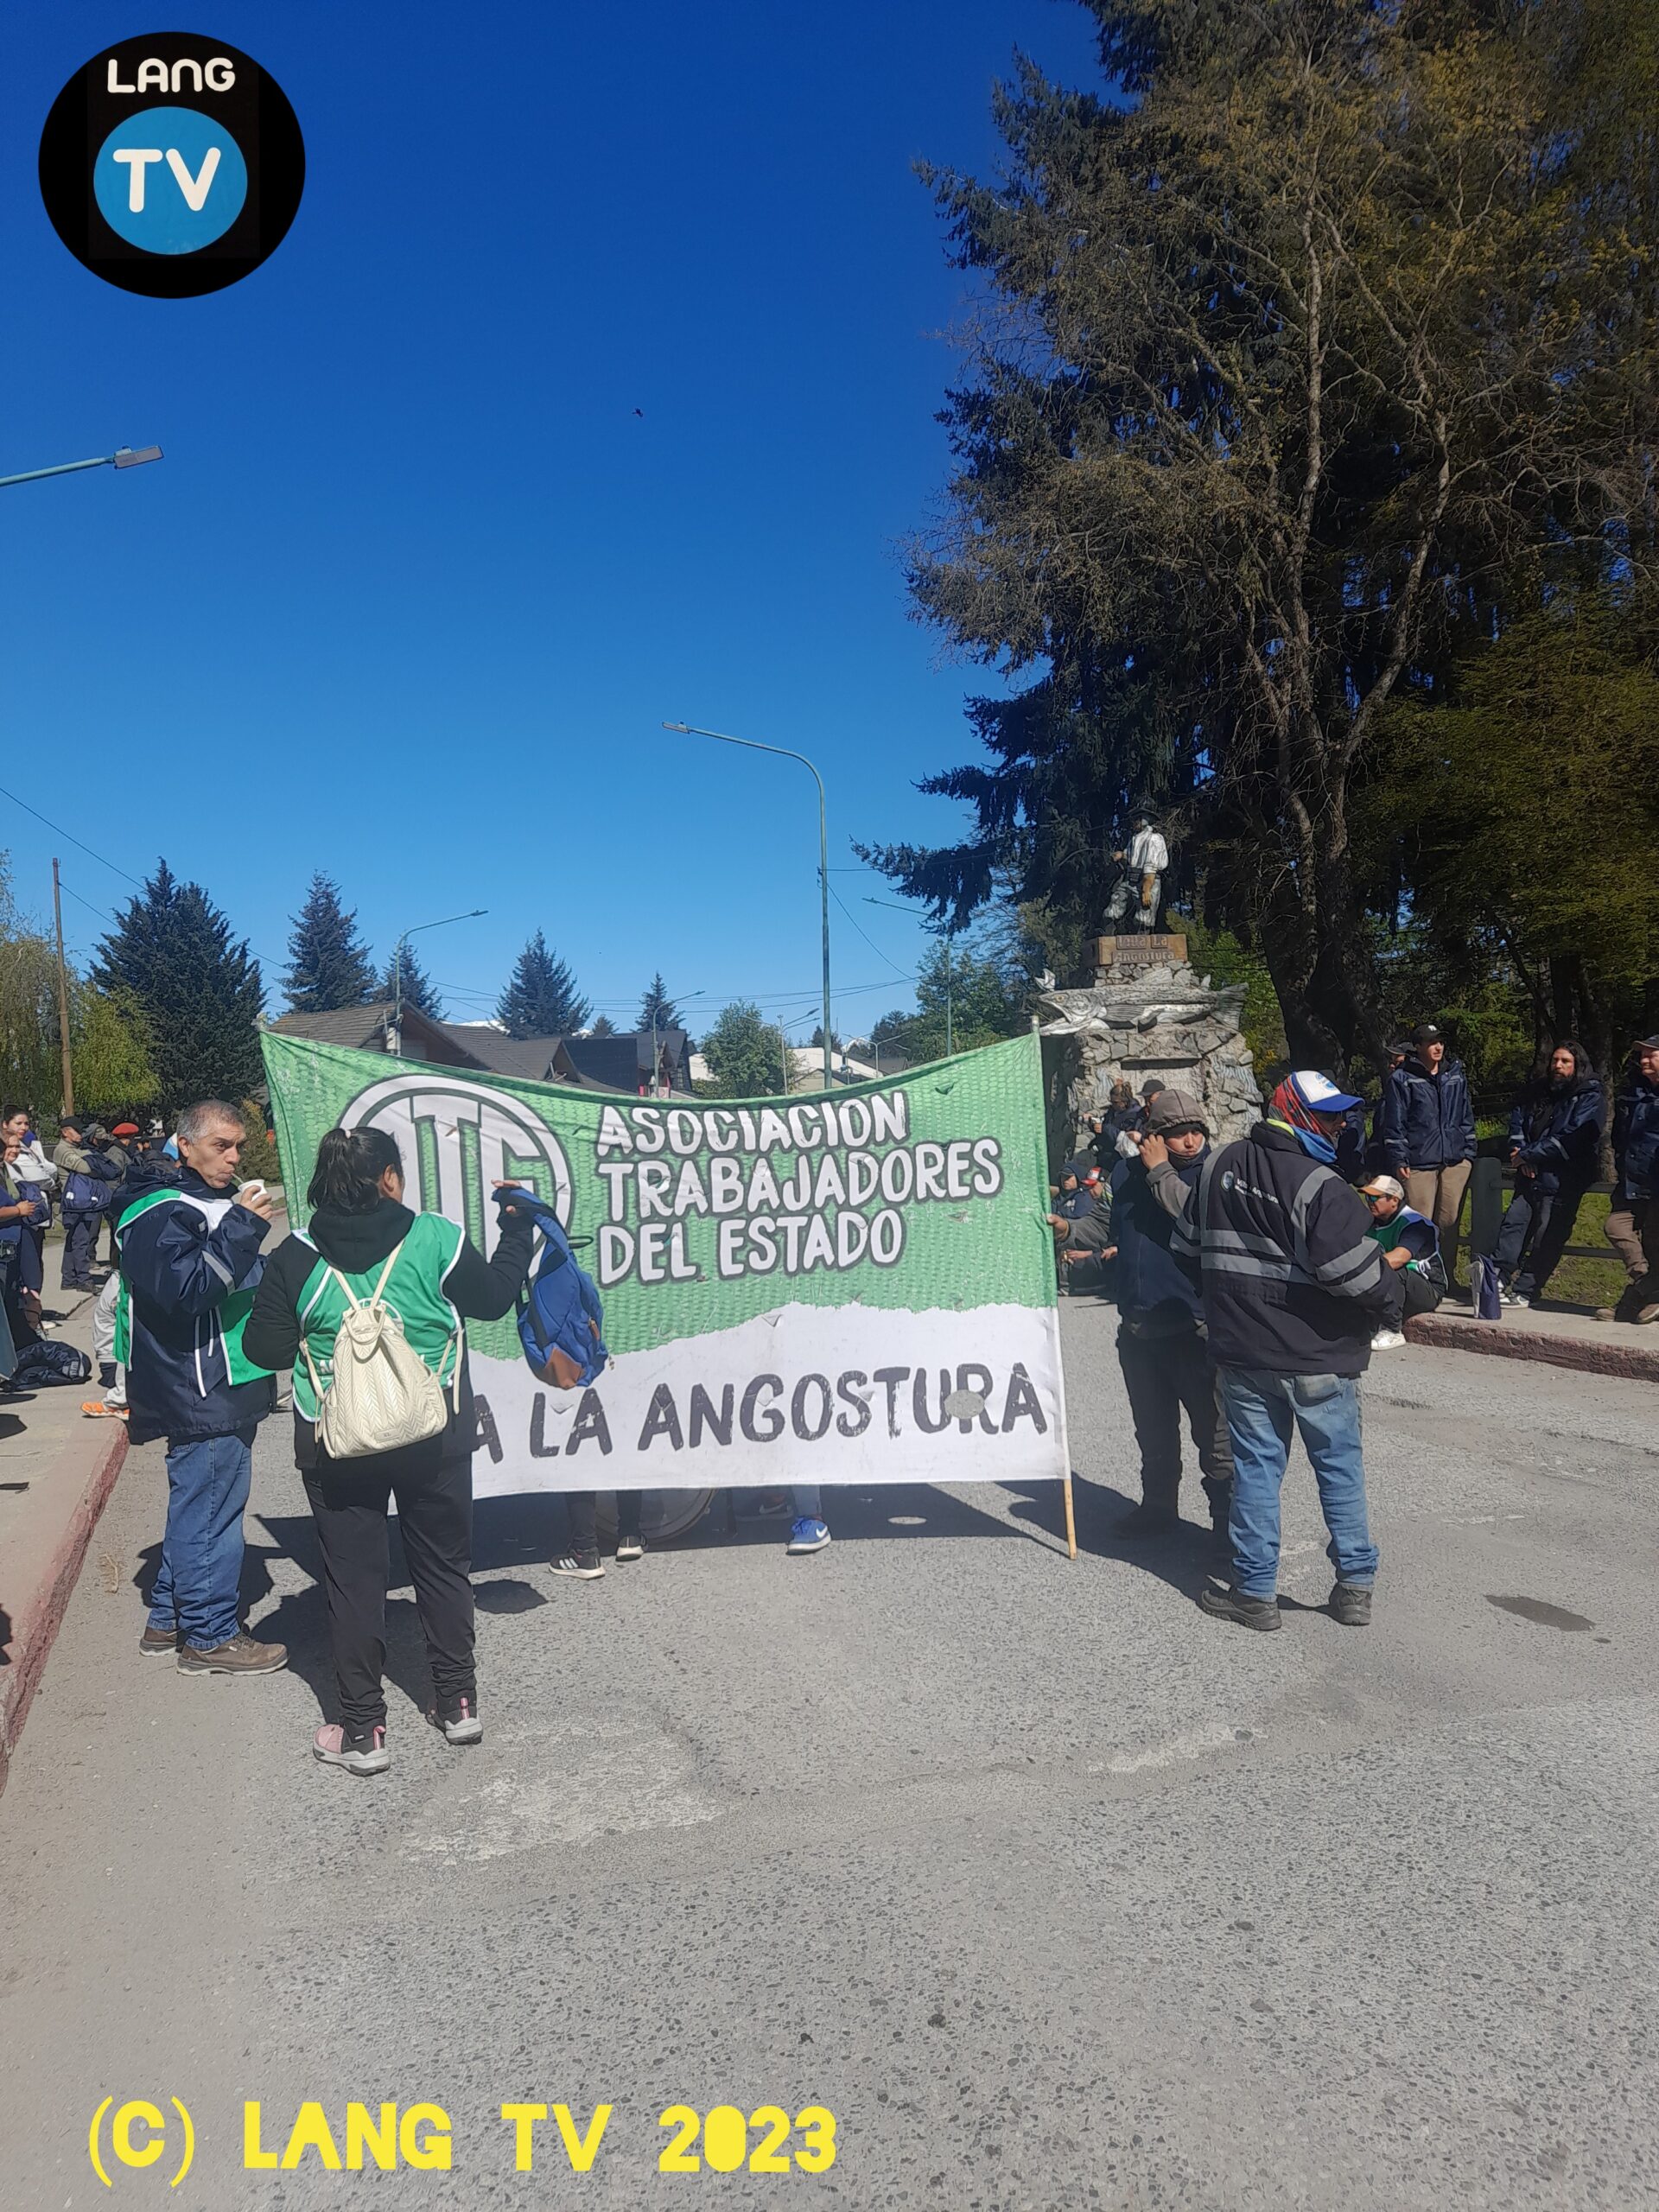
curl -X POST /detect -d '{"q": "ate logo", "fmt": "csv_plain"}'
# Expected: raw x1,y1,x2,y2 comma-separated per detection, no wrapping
39,33,303,296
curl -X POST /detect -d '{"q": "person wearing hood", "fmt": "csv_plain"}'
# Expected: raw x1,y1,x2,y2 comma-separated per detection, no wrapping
1173,1071,1402,1634
1377,1023,1478,1285
1600,1037,1659,1325
1494,1041,1605,1309
1109,1088,1232,1540
244,1126,535,1777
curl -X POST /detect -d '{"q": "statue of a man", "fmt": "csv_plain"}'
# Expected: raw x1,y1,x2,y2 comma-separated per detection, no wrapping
1103,812,1169,932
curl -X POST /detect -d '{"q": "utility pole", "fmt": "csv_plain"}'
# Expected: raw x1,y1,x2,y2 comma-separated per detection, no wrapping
51,858,74,1116
779,1021,790,1096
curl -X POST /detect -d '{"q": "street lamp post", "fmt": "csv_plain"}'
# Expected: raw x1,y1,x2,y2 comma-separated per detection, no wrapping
649,988,704,1098
663,721,834,1091
391,908,487,1054
0,445,162,491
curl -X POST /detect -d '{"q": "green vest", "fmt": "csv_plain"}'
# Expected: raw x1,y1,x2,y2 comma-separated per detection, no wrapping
289,1211,467,1421
111,1186,270,1383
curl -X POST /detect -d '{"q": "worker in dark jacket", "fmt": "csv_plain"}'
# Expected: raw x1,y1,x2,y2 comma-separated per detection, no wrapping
1377,1023,1478,1284
245,1126,535,1776
1495,1041,1605,1308
1174,1071,1402,1634
53,1116,122,1290
117,1098,280,1674
1109,1087,1232,1540
1600,1037,1659,1325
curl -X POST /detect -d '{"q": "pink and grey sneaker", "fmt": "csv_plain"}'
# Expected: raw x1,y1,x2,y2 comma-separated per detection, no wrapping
426,1695,483,1746
313,1721,390,1777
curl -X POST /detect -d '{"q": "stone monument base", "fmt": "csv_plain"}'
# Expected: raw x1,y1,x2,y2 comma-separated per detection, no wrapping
1039,947,1261,1165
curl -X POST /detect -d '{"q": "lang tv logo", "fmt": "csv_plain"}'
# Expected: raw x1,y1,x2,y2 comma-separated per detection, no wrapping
39,34,303,296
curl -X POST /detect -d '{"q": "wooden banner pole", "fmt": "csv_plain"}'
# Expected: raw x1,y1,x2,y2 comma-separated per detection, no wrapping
1061,1470,1077,1560
1031,1011,1078,1560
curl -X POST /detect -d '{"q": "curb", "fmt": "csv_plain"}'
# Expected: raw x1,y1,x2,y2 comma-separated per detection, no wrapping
1404,1311,1659,1383
0,1419,130,1802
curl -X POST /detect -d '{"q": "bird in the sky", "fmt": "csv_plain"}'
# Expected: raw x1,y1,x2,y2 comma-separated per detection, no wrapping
632,407,645,417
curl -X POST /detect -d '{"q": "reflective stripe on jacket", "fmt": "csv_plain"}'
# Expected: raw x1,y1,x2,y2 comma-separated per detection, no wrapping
1173,1122,1397,1376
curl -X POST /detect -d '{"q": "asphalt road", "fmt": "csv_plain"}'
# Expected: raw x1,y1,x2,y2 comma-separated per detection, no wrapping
1,1303,1655,2210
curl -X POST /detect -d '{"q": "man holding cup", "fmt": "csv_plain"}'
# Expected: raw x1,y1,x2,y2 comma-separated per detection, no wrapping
116,1099,283,1673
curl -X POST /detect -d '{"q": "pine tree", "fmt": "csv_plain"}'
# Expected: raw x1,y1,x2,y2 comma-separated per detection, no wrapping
496,930,592,1038
382,944,443,1019
589,1014,618,1037
283,874,378,1012
92,862,265,1115
638,973,683,1033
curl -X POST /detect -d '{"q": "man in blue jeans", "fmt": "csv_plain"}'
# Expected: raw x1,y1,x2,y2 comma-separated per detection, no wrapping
117,1099,282,1673
1173,1072,1402,1632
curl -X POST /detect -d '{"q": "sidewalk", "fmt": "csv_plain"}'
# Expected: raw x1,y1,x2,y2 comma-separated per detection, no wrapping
1405,1288,1659,1382
0,1279,129,1796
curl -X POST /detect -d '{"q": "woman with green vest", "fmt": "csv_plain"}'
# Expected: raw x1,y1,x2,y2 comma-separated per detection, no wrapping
245,1126,535,1777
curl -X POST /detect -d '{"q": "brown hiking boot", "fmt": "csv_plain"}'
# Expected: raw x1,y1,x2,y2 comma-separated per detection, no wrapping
177,1631,288,1675
138,1624,177,1659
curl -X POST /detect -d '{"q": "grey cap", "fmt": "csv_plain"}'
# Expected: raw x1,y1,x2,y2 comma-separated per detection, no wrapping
1146,1086,1208,1135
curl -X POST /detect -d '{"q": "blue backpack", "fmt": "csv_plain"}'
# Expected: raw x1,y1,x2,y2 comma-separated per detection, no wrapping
64,1168,111,1213
512,1192,608,1389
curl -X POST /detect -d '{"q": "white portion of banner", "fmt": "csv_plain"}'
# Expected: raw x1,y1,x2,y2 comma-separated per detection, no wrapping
467,1300,1067,1497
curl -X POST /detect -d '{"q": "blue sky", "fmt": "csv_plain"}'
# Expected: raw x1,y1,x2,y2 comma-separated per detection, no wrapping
1,2,1100,1042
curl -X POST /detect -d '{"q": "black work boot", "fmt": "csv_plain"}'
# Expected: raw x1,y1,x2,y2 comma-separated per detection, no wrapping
1117,1500,1180,1537
1198,1583,1281,1632
1330,1583,1373,1627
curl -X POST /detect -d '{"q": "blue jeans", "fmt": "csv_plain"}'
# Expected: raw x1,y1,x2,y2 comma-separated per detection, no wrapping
1217,1368,1377,1599
149,1427,257,1650
792,1484,822,1520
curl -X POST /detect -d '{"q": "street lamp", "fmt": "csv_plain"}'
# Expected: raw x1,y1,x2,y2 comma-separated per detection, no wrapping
663,721,834,1090
0,445,162,490
392,908,487,1054
868,896,957,1057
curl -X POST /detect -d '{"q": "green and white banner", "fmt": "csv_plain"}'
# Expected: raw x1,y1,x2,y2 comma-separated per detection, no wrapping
261,1031,1069,1497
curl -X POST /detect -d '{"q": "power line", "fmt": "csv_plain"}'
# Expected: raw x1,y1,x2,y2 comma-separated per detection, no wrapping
0,779,145,887
827,882,912,982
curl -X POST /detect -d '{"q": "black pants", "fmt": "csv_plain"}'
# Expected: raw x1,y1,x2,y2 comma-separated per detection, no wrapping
1495,1178,1592,1300
565,1489,641,1554
1116,1322,1233,1518
303,1442,474,1733
60,1211,101,1288
1401,1268,1442,1319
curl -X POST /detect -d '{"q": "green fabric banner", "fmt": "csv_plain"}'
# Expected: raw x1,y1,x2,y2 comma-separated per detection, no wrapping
261,1029,1068,1496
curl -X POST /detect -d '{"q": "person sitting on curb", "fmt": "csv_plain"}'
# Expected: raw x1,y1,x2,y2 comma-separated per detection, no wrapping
1358,1174,1446,1349
1600,1036,1659,1326
118,1098,281,1675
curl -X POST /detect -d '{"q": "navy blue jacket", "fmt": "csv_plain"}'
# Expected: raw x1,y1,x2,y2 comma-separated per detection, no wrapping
1109,1149,1205,1330
1611,1074,1659,1204
1378,1056,1478,1173
1507,1076,1605,1195
118,1166,275,1447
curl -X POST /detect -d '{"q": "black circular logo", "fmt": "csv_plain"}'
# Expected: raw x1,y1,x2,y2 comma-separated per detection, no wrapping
39,32,303,296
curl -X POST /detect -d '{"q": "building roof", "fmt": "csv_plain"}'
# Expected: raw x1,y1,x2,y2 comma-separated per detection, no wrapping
268,1001,484,1065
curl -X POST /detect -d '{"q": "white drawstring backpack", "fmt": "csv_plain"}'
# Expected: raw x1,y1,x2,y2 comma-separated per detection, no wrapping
303,1242,454,1459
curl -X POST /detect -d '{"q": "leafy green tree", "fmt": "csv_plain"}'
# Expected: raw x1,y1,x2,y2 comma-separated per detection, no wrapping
283,874,377,1013
698,1000,786,1097
496,930,591,1038
1364,598,1659,1074
72,982,159,1114
92,862,264,1114
381,944,442,1019
863,0,1649,1065
638,974,683,1033
869,939,1026,1065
